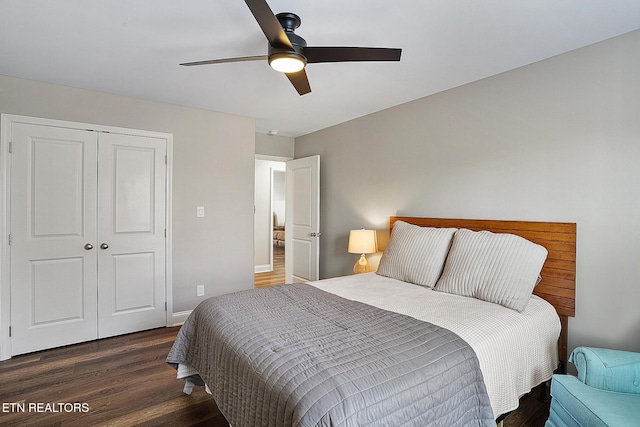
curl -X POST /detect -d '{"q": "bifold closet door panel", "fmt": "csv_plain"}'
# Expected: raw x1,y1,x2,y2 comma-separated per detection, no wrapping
96,132,167,338
10,124,99,355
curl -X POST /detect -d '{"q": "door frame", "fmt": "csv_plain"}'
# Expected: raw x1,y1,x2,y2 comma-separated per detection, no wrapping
254,155,291,275
0,114,173,360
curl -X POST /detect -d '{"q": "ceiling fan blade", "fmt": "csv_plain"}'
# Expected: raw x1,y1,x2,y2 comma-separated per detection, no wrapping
244,0,293,49
180,55,267,67
304,47,402,63
285,69,311,95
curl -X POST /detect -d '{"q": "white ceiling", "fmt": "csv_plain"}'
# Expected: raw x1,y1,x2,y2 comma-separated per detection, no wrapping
1,1,639,137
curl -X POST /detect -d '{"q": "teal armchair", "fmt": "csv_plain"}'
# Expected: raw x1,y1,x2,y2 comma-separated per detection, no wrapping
546,347,640,427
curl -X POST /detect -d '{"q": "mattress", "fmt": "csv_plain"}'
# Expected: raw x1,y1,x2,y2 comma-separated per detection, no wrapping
307,272,561,417
168,283,495,426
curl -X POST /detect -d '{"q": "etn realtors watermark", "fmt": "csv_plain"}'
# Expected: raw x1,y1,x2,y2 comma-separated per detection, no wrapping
2,402,90,413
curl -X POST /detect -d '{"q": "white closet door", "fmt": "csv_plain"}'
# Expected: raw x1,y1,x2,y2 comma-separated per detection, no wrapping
96,133,166,338
10,124,99,355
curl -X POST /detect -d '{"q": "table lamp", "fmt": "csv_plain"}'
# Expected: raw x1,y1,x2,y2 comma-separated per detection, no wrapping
348,229,378,274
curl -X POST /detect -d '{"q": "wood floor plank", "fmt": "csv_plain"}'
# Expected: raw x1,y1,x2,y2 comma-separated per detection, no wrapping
255,246,285,288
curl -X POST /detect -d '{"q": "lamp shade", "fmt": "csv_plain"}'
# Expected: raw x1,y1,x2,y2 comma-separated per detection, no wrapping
348,229,378,254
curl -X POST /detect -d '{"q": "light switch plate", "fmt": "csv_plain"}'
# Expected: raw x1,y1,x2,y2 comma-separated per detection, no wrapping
196,206,205,218
197,285,205,296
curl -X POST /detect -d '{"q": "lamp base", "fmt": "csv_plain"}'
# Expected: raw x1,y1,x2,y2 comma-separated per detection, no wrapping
353,254,372,274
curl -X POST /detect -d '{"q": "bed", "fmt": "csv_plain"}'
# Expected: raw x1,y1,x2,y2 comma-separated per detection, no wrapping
167,216,576,426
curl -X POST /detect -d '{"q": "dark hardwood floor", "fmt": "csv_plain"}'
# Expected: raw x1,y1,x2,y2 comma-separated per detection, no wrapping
0,327,227,427
0,325,550,426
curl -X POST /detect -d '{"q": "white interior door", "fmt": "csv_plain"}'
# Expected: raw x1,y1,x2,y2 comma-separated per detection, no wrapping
285,155,320,283
97,133,166,338
7,117,170,357
10,123,99,355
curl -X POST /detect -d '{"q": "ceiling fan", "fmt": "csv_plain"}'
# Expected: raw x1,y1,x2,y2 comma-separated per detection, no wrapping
180,0,402,95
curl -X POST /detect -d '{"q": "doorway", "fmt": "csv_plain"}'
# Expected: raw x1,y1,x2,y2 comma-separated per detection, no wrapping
254,158,287,287
253,155,321,287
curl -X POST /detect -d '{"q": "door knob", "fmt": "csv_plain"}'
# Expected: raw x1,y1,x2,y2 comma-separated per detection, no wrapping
100,243,109,250
310,232,322,237
84,243,94,250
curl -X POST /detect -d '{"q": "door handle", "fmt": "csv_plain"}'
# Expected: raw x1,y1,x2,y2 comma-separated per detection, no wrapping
310,232,322,237
84,243,94,250
100,243,109,250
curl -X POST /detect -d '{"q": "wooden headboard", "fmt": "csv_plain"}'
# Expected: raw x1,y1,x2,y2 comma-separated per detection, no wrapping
390,216,576,369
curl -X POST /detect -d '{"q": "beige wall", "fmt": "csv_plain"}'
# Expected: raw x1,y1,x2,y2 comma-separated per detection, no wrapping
0,74,256,317
295,30,640,354
255,132,294,158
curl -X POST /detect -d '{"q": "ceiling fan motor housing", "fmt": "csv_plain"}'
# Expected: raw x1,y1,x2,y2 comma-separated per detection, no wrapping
269,12,308,68
276,13,301,33
272,14,306,50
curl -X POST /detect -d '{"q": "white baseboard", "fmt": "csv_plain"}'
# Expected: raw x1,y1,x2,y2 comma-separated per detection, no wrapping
254,264,272,273
169,310,192,327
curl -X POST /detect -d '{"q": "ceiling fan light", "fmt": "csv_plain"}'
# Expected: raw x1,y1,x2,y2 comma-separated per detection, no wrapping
269,52,306,73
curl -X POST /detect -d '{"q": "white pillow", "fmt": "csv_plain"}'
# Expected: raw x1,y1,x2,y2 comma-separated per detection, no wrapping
435,228,548,312
376,221,457,288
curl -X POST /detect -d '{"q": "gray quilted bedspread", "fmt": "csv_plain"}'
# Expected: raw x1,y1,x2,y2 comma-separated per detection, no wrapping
166,283,495,426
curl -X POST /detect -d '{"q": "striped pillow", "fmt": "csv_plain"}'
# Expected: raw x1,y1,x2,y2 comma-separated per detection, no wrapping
435,228,548,312
376,221,457,288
